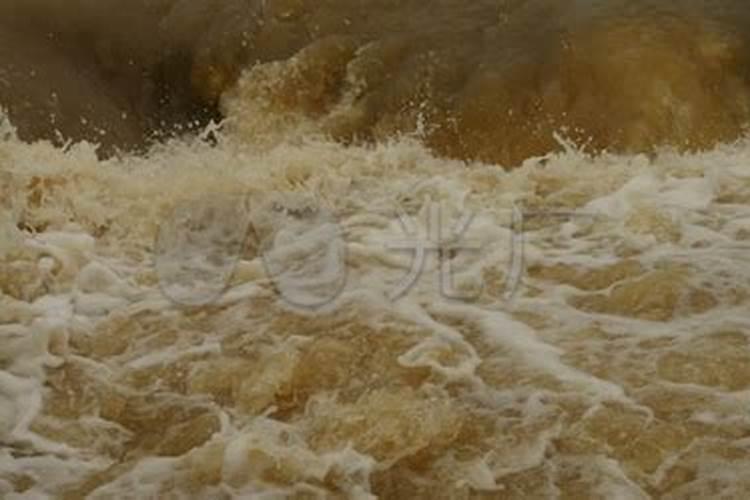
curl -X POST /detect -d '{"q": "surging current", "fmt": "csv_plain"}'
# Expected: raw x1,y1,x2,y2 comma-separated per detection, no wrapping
2,1,750,498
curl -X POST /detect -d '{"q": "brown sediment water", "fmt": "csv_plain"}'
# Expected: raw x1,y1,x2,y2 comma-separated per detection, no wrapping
217,0,750,165
2,1,750,499
3,0,750,163
0,0,220,155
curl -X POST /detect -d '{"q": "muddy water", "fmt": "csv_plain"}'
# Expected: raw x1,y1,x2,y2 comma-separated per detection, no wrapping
219,0,750,165
4,0,750,163
2,1,750,499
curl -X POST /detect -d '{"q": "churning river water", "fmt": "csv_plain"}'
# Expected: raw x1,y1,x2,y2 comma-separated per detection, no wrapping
3,1,750,498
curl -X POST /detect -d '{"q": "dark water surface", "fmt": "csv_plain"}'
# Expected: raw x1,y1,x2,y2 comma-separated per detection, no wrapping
3,0,750,164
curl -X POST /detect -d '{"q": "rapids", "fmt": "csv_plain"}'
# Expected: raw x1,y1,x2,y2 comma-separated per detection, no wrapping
2,1,750,499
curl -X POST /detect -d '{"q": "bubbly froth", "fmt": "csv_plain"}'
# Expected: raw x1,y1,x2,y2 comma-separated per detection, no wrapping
3,2,750,499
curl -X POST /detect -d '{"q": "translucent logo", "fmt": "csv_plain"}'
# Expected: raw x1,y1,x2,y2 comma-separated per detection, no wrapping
253,193,347,311
385,202,526,301
155,194,251,307
154,191,598,308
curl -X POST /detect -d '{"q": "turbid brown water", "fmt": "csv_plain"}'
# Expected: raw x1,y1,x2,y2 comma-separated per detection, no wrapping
3,0,750,164
0,0,220,154
4,2,750,499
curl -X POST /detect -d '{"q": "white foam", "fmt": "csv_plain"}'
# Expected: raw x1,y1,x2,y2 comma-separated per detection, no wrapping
3,103,750,496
